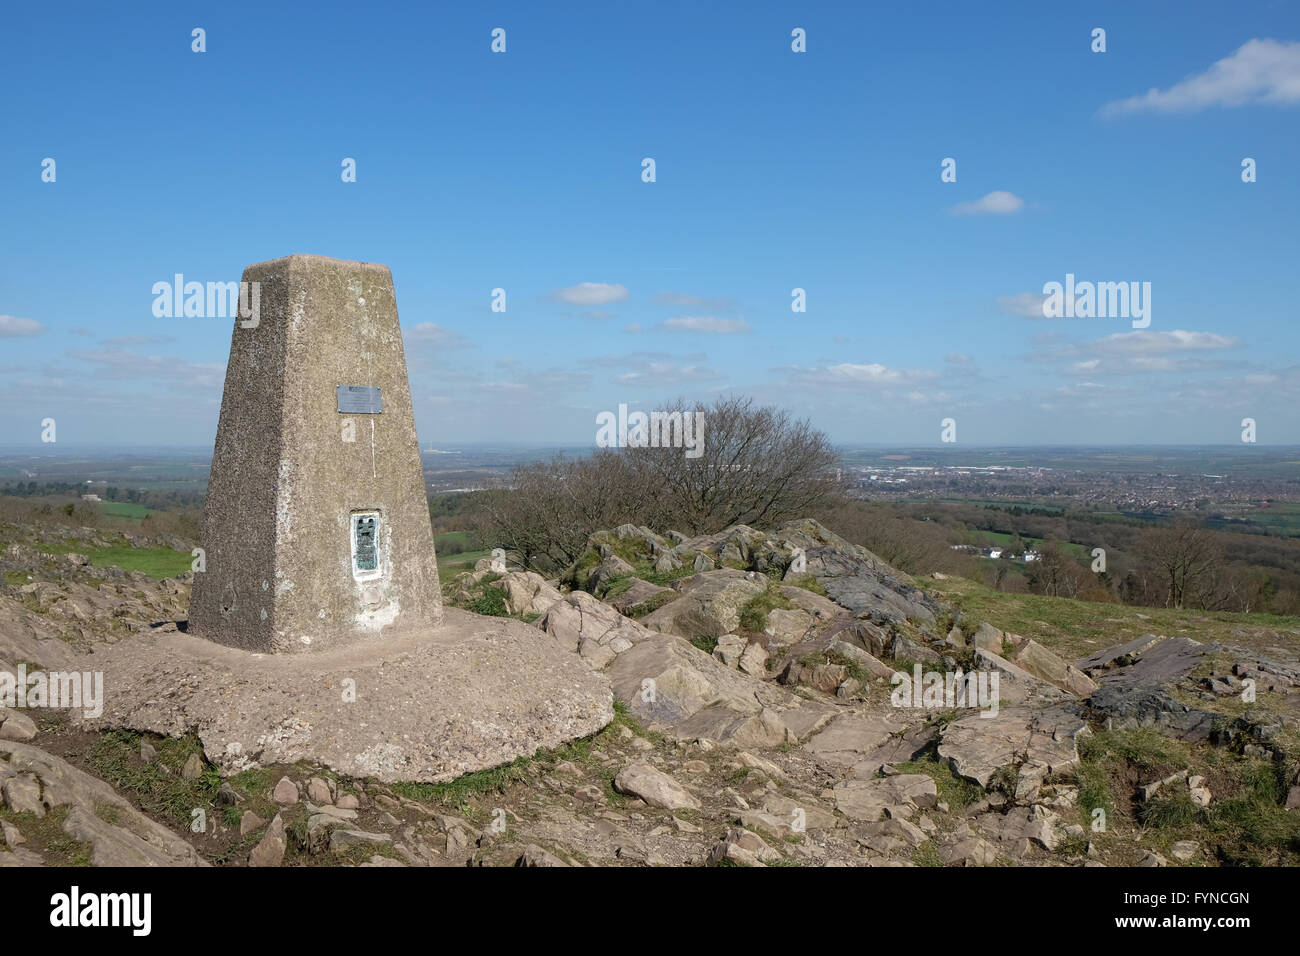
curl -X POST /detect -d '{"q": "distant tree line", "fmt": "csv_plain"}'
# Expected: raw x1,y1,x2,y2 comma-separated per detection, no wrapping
0,482,203,511
2,481,84,497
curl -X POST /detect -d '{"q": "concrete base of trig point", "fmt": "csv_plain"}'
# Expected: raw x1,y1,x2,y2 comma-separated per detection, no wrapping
83,609,613,783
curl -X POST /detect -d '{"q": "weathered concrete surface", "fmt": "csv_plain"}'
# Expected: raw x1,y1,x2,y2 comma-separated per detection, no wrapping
81,608,613,783
190,254,442,654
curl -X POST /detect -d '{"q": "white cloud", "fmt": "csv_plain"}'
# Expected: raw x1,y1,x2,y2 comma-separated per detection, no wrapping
101,334,174,346
615,362,719,385
0,315,44,337
659,316,752,333
1091,330,1239,355
554,282,628,306
824,363,937,385
950,191,1024,216
1101,39,1300,116
998,292,1051,318
653,291,736,311
67,347,225,387
404,323,472,348
590,350,722,386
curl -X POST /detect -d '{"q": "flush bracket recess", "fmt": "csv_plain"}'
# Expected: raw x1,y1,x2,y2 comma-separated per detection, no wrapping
351,511,382,579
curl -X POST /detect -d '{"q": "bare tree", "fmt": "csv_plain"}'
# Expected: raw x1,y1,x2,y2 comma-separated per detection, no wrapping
1138,521,1223,609
1026,540,1087,598
477,450,659,572
476,396,841,571
625,396,841,534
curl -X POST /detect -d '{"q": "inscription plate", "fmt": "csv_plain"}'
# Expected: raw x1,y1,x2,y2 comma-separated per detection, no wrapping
353,513,379,574
337,385,383,414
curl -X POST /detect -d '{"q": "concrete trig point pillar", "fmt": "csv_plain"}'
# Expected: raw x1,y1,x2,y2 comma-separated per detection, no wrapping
189,254,442,653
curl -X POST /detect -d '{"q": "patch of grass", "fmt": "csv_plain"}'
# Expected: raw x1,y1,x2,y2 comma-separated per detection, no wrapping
626,590,679,619
640,564,698,587
893,757,984,809
1140,791,1200,829
0,806,93,865
229,766,274,797
1209,799,1300,864
87,730,220,827
738,583,794,633
98,501,152,520
1076,757,1113,823
438,549,491,575
690,635,718,655
467,585,508,617
989,765,1019,797
1080,727,1189,776
784,575,828,597
391,757,533,806
911,840,943,867
1057,833,1090,857
85,545,192,580
602,576,636,600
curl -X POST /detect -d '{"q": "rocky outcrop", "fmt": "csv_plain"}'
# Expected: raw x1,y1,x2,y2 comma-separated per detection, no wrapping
606,635,837,747
0,739,207,866
640,569,767,638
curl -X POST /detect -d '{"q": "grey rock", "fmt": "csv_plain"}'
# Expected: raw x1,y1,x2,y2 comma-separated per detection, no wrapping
708,827,780,866
517,844,570,867
306,777,332,804
613,761,700,810
272,777,299,805
0,709,37,742
330,828,392,851
2,773,43,816
249,814,286,867
1,820,24,847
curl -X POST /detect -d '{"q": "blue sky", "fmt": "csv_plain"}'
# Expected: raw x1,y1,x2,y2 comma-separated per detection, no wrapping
2,0,1298,448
